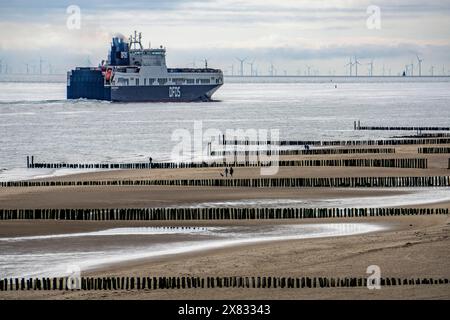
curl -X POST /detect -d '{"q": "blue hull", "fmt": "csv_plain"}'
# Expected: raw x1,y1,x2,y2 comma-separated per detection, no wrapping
67,68,222,102
110,84,220,102
67,68,111,100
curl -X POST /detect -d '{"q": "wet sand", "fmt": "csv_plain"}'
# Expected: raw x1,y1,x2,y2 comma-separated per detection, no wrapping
0,186,416,209
0,215,448,299
0,145,449,299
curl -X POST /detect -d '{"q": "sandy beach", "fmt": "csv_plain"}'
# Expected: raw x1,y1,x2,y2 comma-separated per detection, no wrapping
0,215,448,299
0,145,449,300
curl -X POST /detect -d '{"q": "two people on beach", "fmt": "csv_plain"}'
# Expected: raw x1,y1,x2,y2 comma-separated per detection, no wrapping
221,166,234,178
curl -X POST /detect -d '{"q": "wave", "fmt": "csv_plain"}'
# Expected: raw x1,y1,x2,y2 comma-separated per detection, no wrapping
0,98,111,105
0,226,216,242
0,99,65,105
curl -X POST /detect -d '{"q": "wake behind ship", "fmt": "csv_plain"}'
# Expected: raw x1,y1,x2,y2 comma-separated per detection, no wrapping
67,32,223,102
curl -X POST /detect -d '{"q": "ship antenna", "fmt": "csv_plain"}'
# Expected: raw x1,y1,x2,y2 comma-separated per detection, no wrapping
130,30,143,50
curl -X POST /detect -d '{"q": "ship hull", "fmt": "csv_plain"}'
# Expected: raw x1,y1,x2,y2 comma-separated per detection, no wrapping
110,84,221,102
67,68,222,102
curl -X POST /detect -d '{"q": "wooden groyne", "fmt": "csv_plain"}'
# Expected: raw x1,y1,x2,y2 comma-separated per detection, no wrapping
418,147,450,154
353,121,450,131
26,158,428,170
2,176,449,188
0,276,448,291
394,133,450,138
211,148,396,156
221,137,450,146
0,207,447,220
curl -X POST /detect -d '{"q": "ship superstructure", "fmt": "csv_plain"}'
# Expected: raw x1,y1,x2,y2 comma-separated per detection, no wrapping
67,32,223,102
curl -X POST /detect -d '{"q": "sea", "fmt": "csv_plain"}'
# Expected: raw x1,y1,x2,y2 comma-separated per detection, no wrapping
1,76,449,182
1,76,450,278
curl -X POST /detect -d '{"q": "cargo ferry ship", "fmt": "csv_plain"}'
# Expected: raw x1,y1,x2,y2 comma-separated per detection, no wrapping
67,32,223,102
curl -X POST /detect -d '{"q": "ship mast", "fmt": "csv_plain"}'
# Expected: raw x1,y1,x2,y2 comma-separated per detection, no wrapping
129,30,143,50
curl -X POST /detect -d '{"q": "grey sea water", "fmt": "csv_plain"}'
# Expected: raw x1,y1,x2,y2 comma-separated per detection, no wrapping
0,78,449,278
0,78,450,180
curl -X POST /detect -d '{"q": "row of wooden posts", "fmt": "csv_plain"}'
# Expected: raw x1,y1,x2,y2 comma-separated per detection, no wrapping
404,132,450,138
0,207,447,220
211,148,396,156
26,158,429,170
2,176,449,188
0,276,448,291
353,121,450,131
2,176,450,188
418,147,450,154
221,137,450,146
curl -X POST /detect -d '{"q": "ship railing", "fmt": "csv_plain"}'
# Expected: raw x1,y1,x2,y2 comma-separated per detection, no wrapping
167,68,222,73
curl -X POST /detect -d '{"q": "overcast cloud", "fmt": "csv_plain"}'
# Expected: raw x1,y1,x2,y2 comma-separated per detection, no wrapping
0,0,449,75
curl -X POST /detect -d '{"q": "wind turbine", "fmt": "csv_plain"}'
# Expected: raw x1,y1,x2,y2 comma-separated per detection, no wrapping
24,63,29,74
354,56,361,76
0,59,2,74
410,62,414,76
430,65,434,76
247,60,255,76
416,54,423,76
202,57,210,69
306,65,312,76
367,60,374,76
345,57,353,76
235,57,247,76
269,62,275,76
229,64,234,76
39,57,44,75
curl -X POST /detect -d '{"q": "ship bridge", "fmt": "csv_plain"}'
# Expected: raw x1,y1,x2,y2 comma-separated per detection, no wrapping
130,48,167,67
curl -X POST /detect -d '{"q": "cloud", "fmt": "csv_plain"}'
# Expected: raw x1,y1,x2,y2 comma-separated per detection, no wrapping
0,0,449,75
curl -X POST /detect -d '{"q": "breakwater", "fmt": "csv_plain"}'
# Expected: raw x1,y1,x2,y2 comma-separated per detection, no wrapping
0,276,448,291
2,176,449,188
0,207,447,220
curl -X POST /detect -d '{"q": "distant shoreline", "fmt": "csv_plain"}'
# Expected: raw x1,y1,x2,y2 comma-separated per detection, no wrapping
1,74,450,84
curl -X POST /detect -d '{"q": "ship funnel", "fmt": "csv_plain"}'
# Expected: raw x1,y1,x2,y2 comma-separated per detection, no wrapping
108,36,130,66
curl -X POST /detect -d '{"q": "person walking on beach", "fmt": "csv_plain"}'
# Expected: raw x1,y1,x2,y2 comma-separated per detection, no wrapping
229,166,234,177
225,167,229,177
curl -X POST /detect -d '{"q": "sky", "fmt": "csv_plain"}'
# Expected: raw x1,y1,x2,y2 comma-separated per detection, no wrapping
0,0,449,76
